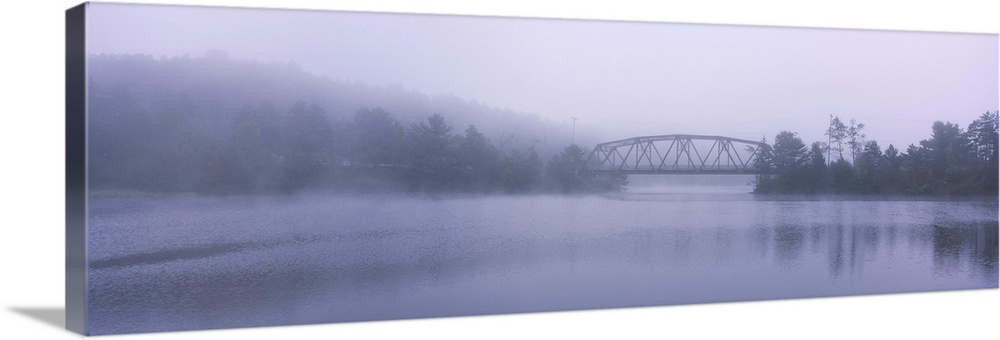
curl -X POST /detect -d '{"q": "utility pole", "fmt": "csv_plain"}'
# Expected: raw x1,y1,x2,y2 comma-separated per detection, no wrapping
571,117,578,145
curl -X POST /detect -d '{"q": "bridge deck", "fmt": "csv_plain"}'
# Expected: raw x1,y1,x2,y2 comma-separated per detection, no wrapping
588,168,766,175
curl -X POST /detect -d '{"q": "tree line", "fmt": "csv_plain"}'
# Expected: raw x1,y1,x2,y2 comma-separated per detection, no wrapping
88,53,575,160
753,111,998,195
89,92,623,195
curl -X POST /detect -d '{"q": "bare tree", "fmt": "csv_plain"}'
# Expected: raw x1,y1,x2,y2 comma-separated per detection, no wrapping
825,115,847,163
846,118,866,164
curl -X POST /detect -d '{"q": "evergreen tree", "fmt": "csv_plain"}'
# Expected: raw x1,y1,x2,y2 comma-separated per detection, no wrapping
348,107,405,168
881,144,903,194
544,144,590,193
856,140,882,194
828,158,857,194
500,147,543,193
203,102,284,194
278,101,337,192
918,121,972,194
770,131,809,192
458,125,501,192
405,114,459,191
966,111,999,164
807,141,828,193
965,111,999,194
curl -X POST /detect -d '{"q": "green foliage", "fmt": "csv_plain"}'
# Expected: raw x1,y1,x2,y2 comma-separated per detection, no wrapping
967,111,999,163
545,144,589,193
279,102,337,192
88,53,571,162
965,111,999,194
200,101,338,194
753,131,809,193
750,137,774,193
499,147,543,193
827,159,857,194
855,140,882,194
806,141,828,193
202,103,284,194
459,125,502,192
89,84,212,193
348,107,405,168
84,54,621,196
90,55,992,197
543,144,626,193
880,144,904,194
912,121,974,194
772,131,808,172
341,107,406,190
754,112,998,196
404,114,460,191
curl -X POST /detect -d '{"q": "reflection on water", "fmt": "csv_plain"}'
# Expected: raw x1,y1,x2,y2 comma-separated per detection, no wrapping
86,193,998,335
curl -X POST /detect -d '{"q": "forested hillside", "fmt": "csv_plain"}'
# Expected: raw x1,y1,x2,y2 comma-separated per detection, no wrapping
88,53,570,151
87,54,618,195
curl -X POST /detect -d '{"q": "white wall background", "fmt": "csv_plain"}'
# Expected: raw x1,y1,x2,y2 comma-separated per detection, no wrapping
1,1,996,339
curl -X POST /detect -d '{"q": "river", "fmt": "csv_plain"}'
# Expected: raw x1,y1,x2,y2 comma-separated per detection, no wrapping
86,185,998,334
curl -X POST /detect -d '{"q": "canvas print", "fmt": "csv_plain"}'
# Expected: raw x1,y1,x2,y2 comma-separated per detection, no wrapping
67,2,999,335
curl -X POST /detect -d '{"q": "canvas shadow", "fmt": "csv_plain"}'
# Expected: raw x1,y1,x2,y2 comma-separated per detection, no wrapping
9,307,65,330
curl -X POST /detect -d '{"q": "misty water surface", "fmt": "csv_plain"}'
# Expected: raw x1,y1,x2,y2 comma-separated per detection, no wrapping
86,185,998,334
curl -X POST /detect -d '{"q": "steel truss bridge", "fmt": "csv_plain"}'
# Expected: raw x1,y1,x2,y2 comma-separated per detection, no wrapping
585,134,772,175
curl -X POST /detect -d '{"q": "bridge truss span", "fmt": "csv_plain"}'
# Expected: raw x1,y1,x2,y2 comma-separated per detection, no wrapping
586,134,771,175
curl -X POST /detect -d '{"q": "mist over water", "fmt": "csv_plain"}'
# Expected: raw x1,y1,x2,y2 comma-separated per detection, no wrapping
86,193,998,334
625,174,756,194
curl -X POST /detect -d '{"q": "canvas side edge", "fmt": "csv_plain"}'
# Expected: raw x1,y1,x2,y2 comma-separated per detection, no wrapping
66,2,89,335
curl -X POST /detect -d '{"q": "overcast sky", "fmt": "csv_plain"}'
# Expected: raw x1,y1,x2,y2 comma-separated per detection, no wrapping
87,2,998,150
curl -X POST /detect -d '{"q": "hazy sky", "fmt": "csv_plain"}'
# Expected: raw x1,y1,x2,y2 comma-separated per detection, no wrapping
87,2,998,150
